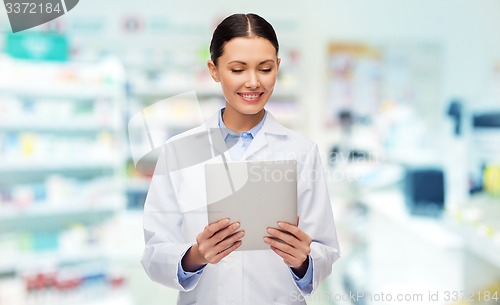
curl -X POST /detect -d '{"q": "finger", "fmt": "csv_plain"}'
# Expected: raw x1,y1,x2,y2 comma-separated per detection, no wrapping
203,230,244,261
210,240,242,264
263,236,297,257
277,221,312,243
266,227,299,248
210,222,241,245
264,235,310,264
214,230,245,253
198,218,231,241
270,246,302,268
267,227,311,256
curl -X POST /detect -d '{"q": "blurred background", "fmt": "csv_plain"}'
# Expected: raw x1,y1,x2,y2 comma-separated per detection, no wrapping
1,0,500,304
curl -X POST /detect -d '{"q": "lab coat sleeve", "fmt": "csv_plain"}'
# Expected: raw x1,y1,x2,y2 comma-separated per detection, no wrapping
140,145,201,292
290,255,314,291
296,144,341,295
177,248,206,288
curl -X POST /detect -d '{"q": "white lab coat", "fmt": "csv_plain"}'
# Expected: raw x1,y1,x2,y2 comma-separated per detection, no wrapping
141,111,340,305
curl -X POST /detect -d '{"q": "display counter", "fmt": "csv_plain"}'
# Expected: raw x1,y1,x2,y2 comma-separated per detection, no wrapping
362,189,500,305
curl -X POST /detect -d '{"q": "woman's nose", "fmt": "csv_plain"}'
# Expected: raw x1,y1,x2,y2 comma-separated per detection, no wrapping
245,72,260,88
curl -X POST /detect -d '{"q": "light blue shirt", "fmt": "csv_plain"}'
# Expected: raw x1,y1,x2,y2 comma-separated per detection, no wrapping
177,108,313,290
219,108,267,160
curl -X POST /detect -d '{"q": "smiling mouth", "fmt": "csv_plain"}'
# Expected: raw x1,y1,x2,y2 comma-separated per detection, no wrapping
238,92,264,100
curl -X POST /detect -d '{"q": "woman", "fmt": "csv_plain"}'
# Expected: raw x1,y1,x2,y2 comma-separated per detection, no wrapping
141,13,340,305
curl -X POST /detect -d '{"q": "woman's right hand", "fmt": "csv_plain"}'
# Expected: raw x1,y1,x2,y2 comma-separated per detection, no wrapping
182,218,244,272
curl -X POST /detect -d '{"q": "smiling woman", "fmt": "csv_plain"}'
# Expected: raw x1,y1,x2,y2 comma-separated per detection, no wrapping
207,14,281,132
141,13,340,305
208,36,280,131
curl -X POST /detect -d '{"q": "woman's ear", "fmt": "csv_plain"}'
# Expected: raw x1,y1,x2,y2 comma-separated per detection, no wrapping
207,60,220,82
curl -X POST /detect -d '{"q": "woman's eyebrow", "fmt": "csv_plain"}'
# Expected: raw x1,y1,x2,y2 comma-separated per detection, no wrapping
227,59,275,65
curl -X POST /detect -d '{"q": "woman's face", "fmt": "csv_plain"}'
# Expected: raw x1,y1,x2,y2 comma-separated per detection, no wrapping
208,37,280,116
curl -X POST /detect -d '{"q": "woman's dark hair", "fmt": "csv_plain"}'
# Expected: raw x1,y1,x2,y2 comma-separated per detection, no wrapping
209,13,279,65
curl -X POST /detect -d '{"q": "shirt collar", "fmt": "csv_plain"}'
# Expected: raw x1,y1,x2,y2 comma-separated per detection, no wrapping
218,108,267,140
205,108,288,137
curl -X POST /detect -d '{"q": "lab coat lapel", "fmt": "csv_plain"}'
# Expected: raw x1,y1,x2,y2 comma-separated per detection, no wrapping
203,110,289,161
204,113,233,162
242,130,268,160
242,112,288,160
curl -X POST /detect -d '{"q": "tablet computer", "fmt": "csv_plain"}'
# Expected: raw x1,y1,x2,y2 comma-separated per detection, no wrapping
205,160,297,251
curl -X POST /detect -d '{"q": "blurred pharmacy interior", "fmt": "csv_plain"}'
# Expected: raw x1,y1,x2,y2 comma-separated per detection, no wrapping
1,0,500,304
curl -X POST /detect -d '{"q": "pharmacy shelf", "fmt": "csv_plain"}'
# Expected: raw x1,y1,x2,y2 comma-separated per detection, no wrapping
0,247,109,275
451,223,500,268
0,57,127,305
22,287,135,305
0,120,118,131
362,190,463,249
0,205,117,232
20,294,135,305
133,86,215,98
86,294,133,305
126,178,151,192
0,159,122,173
0,83,121,100
136,116,205,129
445,195,500,268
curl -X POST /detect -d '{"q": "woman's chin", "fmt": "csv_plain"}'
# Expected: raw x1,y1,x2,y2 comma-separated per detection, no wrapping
238,106,266,116
226,103,266,116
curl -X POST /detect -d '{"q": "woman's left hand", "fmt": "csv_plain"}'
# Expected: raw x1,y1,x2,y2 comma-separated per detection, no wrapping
263,221,312,277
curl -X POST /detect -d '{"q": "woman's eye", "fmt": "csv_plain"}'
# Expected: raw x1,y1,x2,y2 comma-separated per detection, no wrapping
260,69,272,73
231,69,243,73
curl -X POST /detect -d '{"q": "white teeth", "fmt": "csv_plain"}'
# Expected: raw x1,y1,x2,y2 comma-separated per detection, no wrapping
240,94,260,99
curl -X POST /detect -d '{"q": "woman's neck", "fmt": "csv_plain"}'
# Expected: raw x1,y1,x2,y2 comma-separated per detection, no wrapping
222,106,265,133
